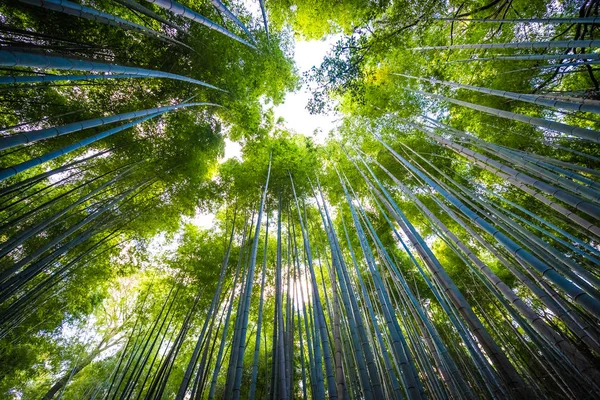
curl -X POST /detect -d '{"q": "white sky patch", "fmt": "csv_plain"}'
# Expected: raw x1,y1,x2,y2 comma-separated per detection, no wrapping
291,264,313,309
241,0,263,20
47,168,72,184
136,31,344,255
274,36,342,144
221,138,242,162
47,148,110,183
146,232,182,256
185,208,216,229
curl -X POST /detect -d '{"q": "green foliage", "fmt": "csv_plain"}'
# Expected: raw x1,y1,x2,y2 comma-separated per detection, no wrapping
2,0,600,398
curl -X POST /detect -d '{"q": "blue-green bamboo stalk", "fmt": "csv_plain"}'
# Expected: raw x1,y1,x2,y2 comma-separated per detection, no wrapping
290,224,318,399
360,153,600,382
113,0,182,29
337,220,383,400
224,240,251,397
0,182,141,300
230,155,271,400
275,195,290,400
248,215,269,399
355,144,535,397
446,178,600,300
122,283,180,398
413,39,600,50
409,137,600,238
259,0,269,39
436,16,600,24
494,60,600,75
312,178,379,400
334,165,425,400
295,301,308,400
297,260,316,399
434,124,600,201
0,50,225,91
20,0,194,51
340,205,423,399
373,133,600,319
420,125,600,228
458,257,576,395
415,122,600,218
481,186,600,258
399,145,600,353
374,194,503,398
340,214,405,400
145,0,257,49
346,165,480,398
207,214,251,400
411,141,600,301
0,147,112,200
511,150,600,190
0,164,138,260
327,240,376,399
0,102,219,150
499,146,600,198
545,143,600,165
310,300,325,400
176,207,238,399
454,158,600,264
350,151,475,398
377,270,444,399
358,269,407,399
312,240,347,396
341,171,430,399
310,228,334,333
0,114,159,182
0,73,139,85
416,89,600,143
452,53,600,62
285,224,294,400
384,267,453,399
398,73,600,114
290,174,338,400
477,184,600,266
210,0,256,43
460,233,598,391
424,120,600,189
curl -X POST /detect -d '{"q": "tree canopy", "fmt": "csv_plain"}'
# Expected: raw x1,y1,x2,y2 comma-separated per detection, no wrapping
1,0,600,399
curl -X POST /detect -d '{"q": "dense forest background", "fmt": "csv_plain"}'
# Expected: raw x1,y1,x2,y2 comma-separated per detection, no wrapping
1,0,600,398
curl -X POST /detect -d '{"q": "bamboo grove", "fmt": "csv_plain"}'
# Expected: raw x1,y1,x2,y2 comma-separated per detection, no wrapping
0,0,600,398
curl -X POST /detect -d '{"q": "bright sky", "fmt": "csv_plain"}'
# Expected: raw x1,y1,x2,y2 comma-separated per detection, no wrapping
221,35,340,161
206,17,341,228
222,138,242,161
273,36,341,143
238,0,340,140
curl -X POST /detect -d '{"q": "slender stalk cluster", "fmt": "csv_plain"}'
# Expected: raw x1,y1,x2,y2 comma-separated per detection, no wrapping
1,0,599,399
